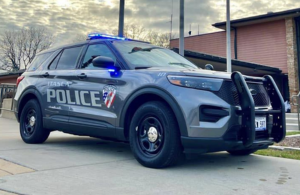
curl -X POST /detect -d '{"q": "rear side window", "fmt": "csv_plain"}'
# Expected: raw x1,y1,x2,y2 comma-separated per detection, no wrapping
49,52,62,70
27,52,53,71
55,46,83,70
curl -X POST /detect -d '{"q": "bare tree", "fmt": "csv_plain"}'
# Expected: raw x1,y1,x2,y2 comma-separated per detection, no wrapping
145,31,175,48
0,27,53,71
71,33,87,43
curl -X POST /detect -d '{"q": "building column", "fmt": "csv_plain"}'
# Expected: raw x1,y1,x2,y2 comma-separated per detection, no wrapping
286,18,299,113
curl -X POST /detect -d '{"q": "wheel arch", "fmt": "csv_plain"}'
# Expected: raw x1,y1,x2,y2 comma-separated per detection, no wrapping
119,87,188,141
17,88,44,121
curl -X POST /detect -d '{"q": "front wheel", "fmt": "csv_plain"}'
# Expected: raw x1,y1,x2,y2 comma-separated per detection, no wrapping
20,99,50,144
129,101,183,168
227,149,258,156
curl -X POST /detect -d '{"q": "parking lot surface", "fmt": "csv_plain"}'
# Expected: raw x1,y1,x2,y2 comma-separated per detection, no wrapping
0,117,299,195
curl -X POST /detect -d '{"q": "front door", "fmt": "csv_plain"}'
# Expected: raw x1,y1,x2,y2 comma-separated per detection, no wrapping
68,43,120,138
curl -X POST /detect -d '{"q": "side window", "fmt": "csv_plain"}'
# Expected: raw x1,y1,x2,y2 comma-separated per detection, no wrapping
48,52,62,70
28,52,53,71
82,44,116,69
56,46,83,70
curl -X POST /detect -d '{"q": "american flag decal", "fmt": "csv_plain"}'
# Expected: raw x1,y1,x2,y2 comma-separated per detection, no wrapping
103,85,117,108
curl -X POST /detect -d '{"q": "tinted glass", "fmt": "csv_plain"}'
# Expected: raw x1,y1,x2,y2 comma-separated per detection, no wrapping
113,41,197,69
48,52,62,70
27,52,53,71
56,46,83,70
82,44,116,69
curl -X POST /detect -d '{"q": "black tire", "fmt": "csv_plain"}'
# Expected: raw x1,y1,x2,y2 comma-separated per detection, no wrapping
227,149,257,156
20,99,50,144
129,101,183,168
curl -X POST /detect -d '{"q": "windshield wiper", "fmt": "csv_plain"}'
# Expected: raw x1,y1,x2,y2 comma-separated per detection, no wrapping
168,62,197,69
129,47,163,54
135,66,152,70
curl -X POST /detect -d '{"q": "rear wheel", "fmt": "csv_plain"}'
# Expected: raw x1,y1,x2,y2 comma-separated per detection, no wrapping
20,99,50,144
227,149,257,156
129,101,183,168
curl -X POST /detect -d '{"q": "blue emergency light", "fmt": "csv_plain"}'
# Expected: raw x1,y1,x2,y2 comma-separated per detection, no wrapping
87,33,127,40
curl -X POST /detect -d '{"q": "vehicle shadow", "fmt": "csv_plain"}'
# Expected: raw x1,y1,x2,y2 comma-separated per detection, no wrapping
43,134,268,171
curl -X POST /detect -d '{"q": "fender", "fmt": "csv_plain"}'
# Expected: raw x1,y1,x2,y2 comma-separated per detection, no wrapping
16,87,44,121
119,86,188,138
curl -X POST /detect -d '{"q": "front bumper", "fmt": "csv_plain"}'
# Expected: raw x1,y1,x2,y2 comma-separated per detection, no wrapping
181,136,273,153
181,72,286,153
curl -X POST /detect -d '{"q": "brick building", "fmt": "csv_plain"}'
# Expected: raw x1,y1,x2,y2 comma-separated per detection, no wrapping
0,70,24,85
170,8,300,111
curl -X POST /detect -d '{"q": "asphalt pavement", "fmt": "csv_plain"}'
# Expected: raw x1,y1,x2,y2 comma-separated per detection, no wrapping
0,117,299,195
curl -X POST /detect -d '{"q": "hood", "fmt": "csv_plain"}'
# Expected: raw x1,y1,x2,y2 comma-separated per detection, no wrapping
181,69,232,80
138,67,232,80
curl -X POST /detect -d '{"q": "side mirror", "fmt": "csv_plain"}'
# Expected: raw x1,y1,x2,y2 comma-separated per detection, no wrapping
205,64,214,70
92,56,115,69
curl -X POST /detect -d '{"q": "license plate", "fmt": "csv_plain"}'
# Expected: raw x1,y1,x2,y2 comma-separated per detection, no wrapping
255,117,267,131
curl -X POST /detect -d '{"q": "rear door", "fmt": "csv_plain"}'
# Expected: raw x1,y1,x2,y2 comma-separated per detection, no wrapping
67,43,119,138
41,45,84,130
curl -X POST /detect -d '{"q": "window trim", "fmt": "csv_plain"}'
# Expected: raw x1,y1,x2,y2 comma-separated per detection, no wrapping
47,45,85,71
47,50,63,70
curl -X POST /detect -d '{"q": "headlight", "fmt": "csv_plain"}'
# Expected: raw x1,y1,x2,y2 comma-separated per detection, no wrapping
167,75,223,91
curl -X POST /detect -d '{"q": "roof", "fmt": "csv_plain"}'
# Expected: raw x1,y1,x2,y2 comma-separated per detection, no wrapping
213,7,300,29
39,39,149,55
0,69,25,77
172,48,282,74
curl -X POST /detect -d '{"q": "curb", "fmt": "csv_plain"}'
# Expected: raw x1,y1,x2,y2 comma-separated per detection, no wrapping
269,146,300,151
286,134,300,138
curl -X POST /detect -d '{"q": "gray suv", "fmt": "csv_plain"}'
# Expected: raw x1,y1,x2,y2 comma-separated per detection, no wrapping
14,34,286,168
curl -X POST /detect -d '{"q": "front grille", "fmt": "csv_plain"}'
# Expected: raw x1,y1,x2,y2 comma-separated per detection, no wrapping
214,81,270,107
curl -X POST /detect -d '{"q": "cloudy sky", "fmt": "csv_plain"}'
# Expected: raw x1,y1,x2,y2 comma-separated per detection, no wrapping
1,0,300,47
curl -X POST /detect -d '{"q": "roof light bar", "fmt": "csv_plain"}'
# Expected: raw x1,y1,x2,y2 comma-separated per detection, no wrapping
87,33,127,40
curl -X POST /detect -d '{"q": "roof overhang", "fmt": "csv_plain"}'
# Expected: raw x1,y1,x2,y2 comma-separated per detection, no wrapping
0,70,25,78
213,8,300,30
173,48,282,76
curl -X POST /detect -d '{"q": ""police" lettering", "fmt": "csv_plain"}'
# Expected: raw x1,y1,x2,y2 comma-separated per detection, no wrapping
47,89,102,107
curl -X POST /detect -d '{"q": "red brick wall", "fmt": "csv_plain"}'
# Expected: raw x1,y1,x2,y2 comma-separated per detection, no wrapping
170,31,235,58
0,76,18,84
170,20,288,73
237,20,287,73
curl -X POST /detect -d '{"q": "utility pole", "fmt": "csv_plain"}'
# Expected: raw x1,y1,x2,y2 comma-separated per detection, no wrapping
179,0,184,56
226,0,232,72
169,0,173,42
118,0,125,37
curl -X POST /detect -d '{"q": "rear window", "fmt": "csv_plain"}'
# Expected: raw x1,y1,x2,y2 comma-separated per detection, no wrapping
27,52,53,71
56,46,83,70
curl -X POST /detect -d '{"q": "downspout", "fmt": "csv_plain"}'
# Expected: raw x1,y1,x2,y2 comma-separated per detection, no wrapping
295,17,300,91
233,27,238,59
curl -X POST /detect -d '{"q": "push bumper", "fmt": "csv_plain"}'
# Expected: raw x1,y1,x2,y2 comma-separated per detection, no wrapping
181,72,286,153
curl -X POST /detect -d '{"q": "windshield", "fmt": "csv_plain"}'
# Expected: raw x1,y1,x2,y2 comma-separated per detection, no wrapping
113,41,198,69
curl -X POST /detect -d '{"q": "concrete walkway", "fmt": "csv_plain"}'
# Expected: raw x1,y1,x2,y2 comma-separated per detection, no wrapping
0,117,299,195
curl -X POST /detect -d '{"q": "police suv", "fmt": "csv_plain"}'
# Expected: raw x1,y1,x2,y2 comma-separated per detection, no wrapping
14,33,286,168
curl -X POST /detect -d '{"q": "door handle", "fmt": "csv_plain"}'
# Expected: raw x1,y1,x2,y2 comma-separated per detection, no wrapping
41,72,49,77
77,73,87,79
